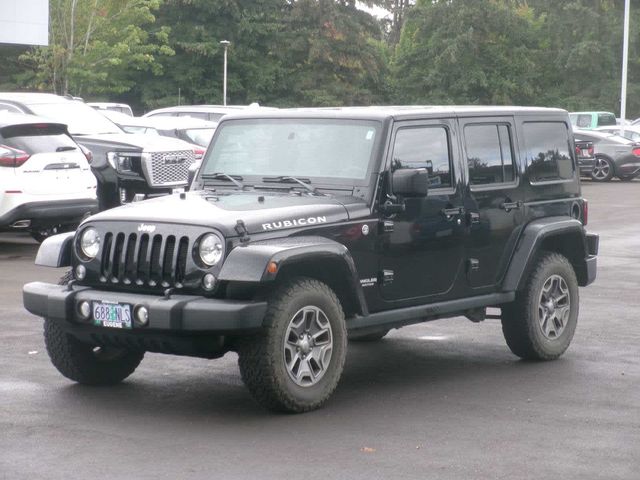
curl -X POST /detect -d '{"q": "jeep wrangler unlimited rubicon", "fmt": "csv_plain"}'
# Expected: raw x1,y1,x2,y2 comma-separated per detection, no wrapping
23,107,598,413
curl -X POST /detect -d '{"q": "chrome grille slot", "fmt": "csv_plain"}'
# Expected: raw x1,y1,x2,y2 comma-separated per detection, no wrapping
144,150,195,187
99,230,191,289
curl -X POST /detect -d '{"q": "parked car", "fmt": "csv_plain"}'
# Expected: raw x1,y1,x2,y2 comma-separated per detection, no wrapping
573,129,640,181
0,113,97,241
142,103,272,122
569,111,617,129
88,102,134,117
99,112,216,160
0,93,198,210
25,106,598,413
595,125,640,142
573,137,596,177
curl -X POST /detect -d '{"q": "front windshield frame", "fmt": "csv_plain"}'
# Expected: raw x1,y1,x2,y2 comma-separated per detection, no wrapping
197,117,383,188
27,102,123,136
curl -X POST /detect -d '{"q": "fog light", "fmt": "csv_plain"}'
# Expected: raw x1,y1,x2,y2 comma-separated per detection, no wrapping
78,301,91,320
202,273,217,291
75,264,86,280
135,306,149,326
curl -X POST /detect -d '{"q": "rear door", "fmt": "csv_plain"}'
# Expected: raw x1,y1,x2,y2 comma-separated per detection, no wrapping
0,124,94,195
460,117,524,292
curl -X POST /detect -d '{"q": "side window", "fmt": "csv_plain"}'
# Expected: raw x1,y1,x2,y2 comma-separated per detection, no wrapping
0,103,21,113
464,124,515,185
391,126,452,189
523,122,574,183
576,115,592,128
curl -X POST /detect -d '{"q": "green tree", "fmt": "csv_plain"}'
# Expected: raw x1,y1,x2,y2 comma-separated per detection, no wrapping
17,0,173,97
390,0,541,105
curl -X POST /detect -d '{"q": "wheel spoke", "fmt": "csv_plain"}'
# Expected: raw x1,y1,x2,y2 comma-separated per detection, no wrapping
283,305,334,387
537,274,571,340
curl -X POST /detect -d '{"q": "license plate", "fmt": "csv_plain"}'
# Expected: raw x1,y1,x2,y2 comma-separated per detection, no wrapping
92,301,132,329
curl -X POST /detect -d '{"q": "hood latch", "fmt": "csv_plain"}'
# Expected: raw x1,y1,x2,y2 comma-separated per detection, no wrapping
235,219,251,244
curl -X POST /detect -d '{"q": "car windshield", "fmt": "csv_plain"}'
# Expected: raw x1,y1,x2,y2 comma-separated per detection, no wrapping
201,119,380,182
27,102,123,135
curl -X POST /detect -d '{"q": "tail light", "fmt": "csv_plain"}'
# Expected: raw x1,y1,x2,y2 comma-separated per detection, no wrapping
582,199,588,226
632,147,640,157
588,146,594,156
79,144,93,164
0,145,30,167
193,147,206,161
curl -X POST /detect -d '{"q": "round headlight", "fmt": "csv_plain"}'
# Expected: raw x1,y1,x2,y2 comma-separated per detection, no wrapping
80,227,101,259
198,233,223,266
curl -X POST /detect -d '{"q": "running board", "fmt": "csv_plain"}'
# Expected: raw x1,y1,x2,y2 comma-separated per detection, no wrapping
347,292,515,332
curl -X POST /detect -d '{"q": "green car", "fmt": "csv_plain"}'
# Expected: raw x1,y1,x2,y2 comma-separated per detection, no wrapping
569,111,617,129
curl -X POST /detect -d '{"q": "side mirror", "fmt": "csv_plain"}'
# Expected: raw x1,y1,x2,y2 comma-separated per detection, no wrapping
392,168,429,197
187,163,200,191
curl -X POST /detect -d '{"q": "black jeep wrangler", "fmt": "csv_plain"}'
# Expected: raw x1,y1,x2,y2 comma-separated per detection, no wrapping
23,107,598,413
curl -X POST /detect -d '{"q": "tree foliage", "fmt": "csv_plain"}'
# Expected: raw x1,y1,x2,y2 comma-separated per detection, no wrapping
5,0,640,117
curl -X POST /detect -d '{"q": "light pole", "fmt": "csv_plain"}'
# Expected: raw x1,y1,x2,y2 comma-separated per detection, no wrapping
220,40,231,106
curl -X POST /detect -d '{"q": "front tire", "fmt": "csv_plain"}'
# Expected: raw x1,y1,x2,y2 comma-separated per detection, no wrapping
44,319,144,385
237,278,347,413
501,252,579,360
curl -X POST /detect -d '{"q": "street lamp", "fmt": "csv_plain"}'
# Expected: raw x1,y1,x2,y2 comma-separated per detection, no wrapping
220,40,231,106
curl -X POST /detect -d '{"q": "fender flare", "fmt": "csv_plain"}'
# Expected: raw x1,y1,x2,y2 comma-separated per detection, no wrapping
502,217,587,292
34,231,75,268
218,236,368,315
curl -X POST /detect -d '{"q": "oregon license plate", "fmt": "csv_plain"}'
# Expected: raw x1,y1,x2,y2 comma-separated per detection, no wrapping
92,301,132,329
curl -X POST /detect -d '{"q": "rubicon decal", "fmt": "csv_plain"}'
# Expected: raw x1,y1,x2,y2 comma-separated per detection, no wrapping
262,216,327,231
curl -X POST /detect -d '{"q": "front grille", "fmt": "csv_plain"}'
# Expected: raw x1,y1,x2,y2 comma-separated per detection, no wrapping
145,150,195,187
100,232,190,288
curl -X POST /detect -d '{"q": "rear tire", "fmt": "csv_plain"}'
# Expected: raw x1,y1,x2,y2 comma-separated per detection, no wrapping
590,156,614,182
501,252,579,360
237,278,347,413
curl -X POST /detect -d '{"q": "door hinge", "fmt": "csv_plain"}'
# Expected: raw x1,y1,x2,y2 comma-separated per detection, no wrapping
381,269,394,285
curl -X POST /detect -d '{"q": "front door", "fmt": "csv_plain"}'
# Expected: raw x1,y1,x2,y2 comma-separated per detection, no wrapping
379,119,466,304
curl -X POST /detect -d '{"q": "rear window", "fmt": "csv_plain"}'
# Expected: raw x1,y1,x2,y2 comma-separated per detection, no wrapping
597,113,617,127
0,124,78,154
574,114,593,128
523,122,574,183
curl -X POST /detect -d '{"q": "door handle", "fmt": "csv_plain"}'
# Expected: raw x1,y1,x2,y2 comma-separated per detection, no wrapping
500,200,522,212
440,206,465,219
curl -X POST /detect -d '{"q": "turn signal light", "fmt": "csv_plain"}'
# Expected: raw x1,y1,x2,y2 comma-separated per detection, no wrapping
267,262,278,274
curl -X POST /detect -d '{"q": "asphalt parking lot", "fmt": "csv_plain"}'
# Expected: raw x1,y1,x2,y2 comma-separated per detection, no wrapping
1,181,638,480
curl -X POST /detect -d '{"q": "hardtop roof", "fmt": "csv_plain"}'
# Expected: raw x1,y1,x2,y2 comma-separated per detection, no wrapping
222,105,568,122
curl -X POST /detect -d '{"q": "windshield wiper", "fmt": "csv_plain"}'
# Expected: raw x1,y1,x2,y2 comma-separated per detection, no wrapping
56,146,77,152
201,172,244,189
262,176,318,194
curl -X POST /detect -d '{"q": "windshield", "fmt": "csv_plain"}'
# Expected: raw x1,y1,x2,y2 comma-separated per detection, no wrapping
27,102,123,135
201,119,380,182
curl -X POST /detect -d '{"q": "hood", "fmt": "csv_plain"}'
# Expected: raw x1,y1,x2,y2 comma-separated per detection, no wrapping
75,133,193,152
85,190,362,237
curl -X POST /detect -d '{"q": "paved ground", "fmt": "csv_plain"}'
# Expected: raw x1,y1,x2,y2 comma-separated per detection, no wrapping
1,181,638,480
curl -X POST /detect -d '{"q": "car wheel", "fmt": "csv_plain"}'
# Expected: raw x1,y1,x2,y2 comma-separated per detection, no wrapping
30,224,72,243
349,329,390,342
590,156,614,182
237,278,347,413
501,252,579,360
43,271,144,385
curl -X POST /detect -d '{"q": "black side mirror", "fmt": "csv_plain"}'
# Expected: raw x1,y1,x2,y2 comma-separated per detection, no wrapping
187,163,200,191
392,168,429,197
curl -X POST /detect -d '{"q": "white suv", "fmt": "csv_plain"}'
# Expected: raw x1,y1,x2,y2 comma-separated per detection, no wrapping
0,113,97,242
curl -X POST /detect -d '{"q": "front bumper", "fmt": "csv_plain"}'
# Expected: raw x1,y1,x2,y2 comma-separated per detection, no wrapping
23,282,267,333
